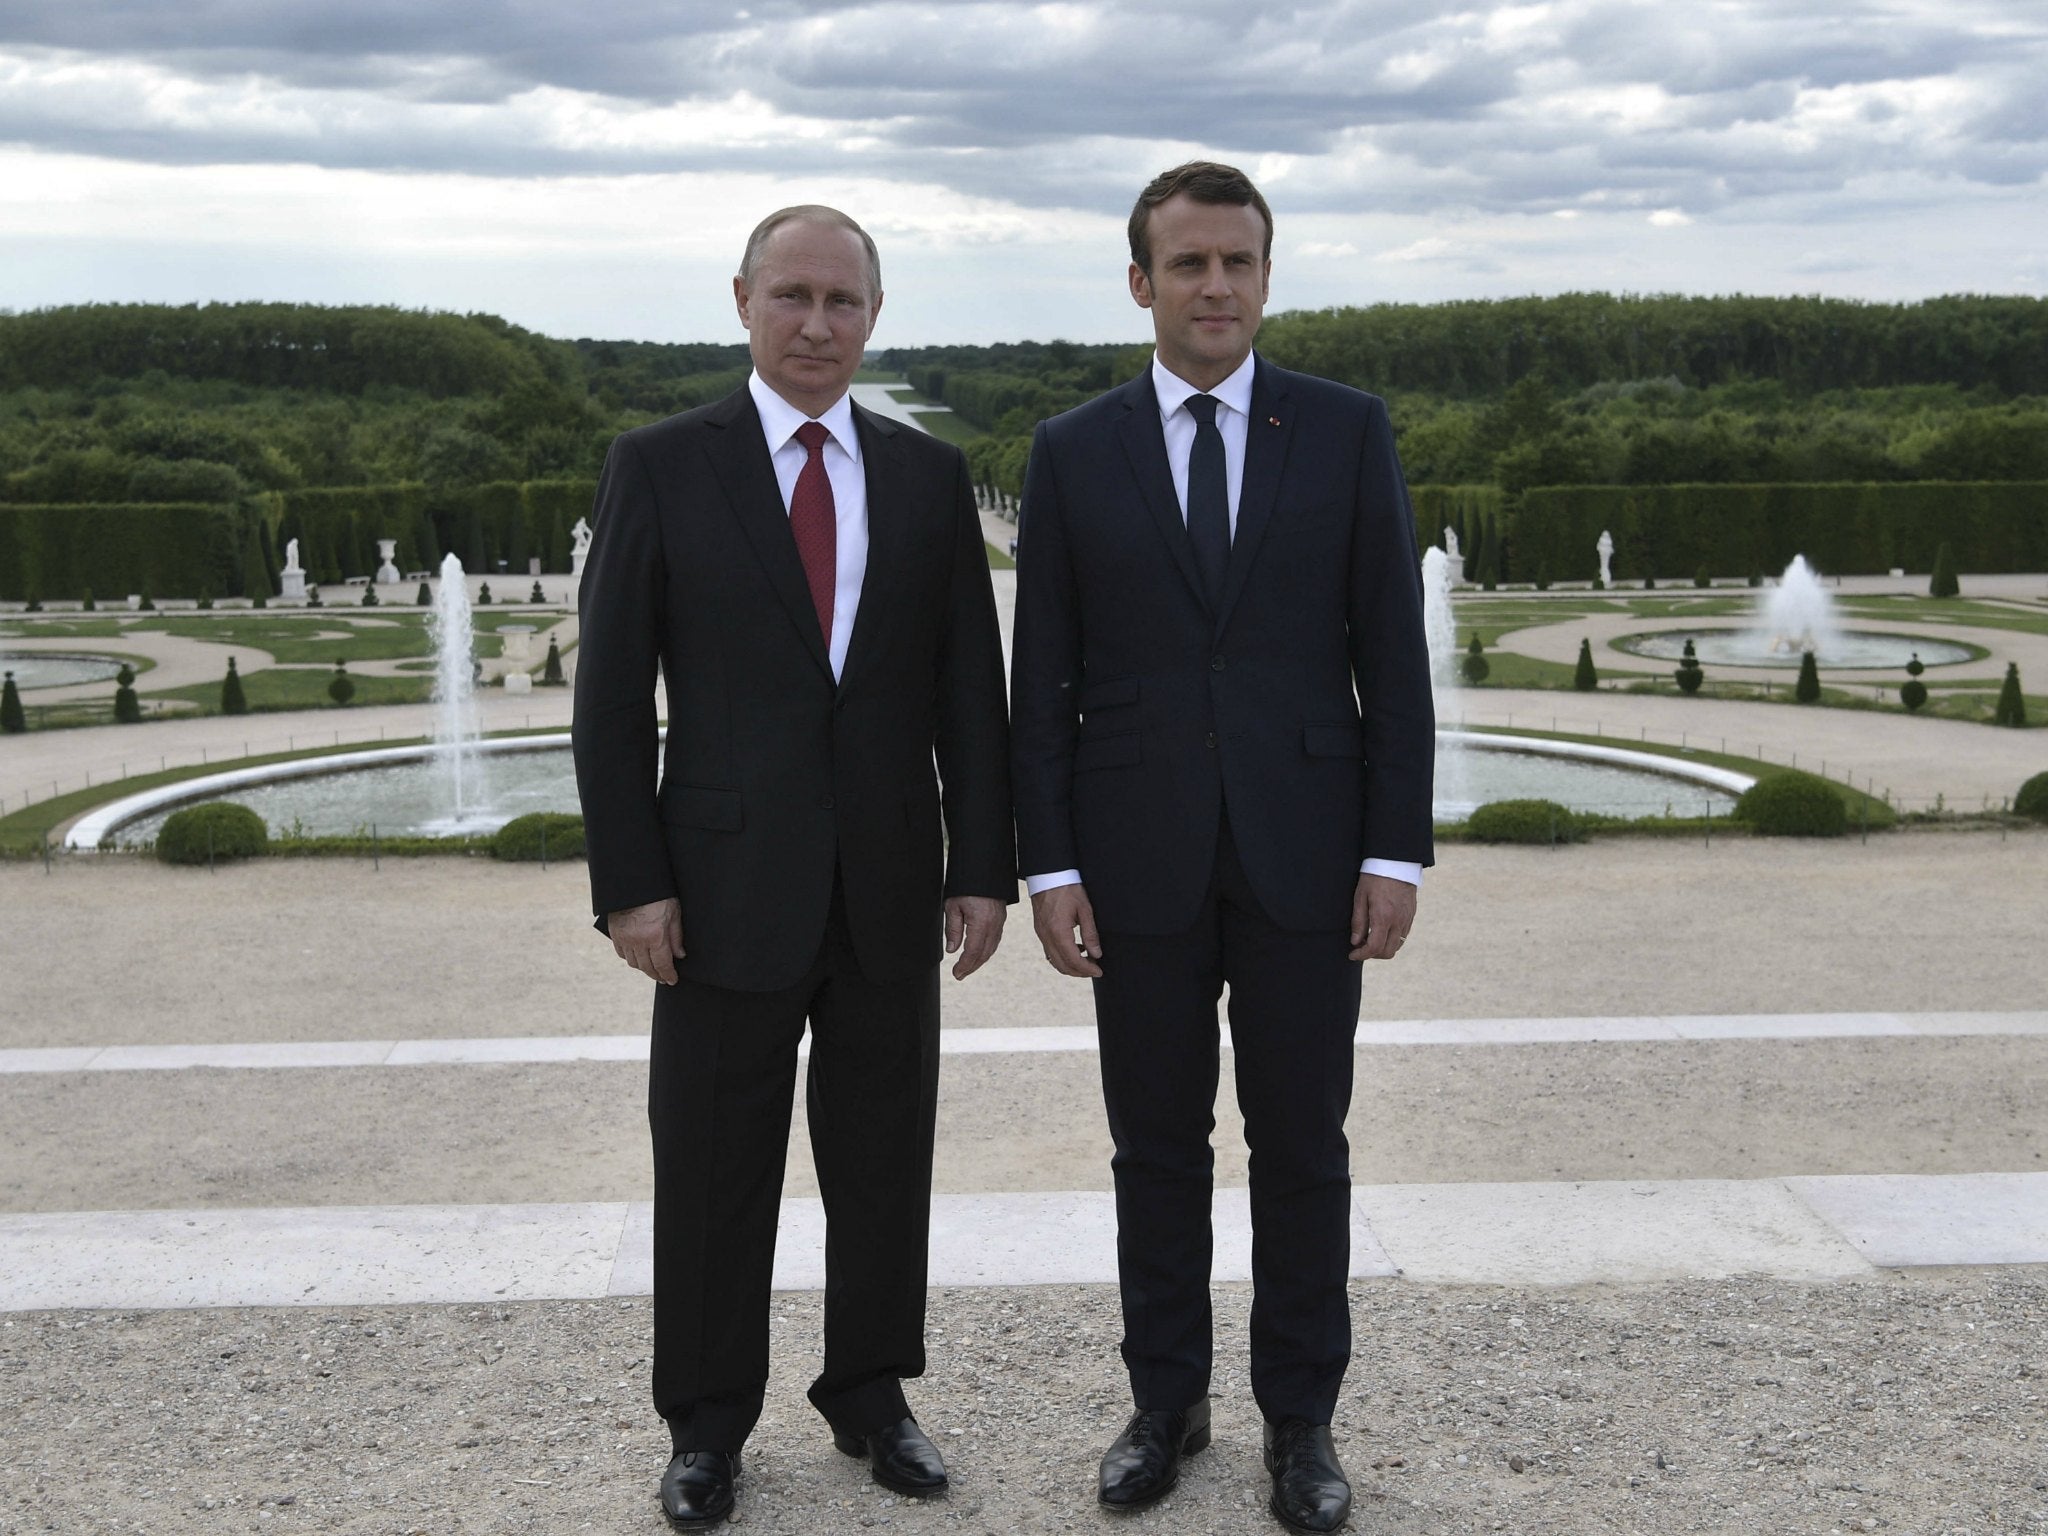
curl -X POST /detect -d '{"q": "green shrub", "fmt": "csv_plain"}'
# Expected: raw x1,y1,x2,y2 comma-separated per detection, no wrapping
542,637,566,686
138,590,154,611
1747,565,1763,587
529,580,545,603
1735,771,1848,837
113,662,141,723
1900,678,1928,711
156,802,269,864
1533,562,1550,592
1573,638,1598,691
1674,638,1704,695
2015,771,2048,823
491,812,585,861
1694,566,1711,588
1794,649,1821,703
1,671,24,733
416,580,432,606
1460,632,1490,685
328,661,355,706
1904,652,1926,678
1930,540,1959,598
478,581,494,605
1994,662,2027,727
80,586,95,611
1466,799,1584,844
221,656,247,715
360,584,379,606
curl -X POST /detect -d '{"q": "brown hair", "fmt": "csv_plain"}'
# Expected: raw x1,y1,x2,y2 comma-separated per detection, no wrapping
739,205,882,297
1127,161,1274,276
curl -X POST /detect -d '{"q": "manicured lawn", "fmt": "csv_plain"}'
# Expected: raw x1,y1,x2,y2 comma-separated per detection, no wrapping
152,669,434,714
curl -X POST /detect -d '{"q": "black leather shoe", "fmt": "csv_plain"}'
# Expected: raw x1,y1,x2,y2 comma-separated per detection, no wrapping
1263,1419,1351,1534
832,1416,949,1496
1097,1399,1211,1511
660,1449,739,1528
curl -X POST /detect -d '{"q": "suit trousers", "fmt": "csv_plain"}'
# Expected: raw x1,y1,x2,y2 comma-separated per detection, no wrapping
647,877,941,1453
1091,817,1363,1426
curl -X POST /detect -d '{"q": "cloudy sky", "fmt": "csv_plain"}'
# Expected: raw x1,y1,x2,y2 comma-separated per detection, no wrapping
3,1,2044,345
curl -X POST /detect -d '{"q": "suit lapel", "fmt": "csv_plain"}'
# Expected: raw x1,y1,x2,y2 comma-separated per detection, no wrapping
837,402,901,696
1113,374,1209,613
701,386,833,682
1216,355,1293,635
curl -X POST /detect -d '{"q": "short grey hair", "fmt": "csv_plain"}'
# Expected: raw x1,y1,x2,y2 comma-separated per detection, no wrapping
739,205,882,298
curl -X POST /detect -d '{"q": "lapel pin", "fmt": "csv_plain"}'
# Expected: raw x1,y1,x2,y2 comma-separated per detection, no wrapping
1268,416,1281,427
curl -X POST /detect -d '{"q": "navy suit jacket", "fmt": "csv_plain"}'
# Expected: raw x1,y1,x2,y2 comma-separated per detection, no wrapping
1009,356,1434,935
573,386,1015,992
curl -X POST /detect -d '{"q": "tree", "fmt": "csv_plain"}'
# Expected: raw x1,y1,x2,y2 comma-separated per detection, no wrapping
328,660,355,707
239,521,274,604
1993,663,2027,727
1460,631,1490,685
1675,639,1704,695
113,663,142,723
1929,541,1960,599
1795,649,1822,703
1573,638,1598,691
221,657,248,715
1,672,24,733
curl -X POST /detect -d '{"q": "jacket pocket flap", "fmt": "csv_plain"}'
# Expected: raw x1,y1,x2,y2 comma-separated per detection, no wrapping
1073,731,1141,772
662,782,743,832
1079,675,1139,712
1303,722,1364,759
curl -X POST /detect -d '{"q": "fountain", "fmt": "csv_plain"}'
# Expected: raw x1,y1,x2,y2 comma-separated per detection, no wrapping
428,553,482,831
1761,555,1841,659
1420,547,1469,809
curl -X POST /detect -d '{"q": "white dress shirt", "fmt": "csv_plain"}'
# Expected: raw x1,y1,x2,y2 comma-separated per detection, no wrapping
1024,352,1421,896
749,371,868,682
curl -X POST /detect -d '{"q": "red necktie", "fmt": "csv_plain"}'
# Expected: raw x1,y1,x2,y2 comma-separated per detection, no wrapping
789,420,836,643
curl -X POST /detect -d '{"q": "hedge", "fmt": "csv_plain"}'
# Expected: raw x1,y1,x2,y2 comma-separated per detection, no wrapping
0,502,247,601
2016,771,2048,823
156,802,269,864
269,484,428,584
1465,798,1585,844
1734,771,1848,837
1504,481,2048,583
492,811,585,861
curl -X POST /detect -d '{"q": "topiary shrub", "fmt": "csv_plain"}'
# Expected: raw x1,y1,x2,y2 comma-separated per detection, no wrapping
1929,541,1959,599
1747,565,1763,588
138,590,155,611
156,802,269,864
478,581,494,605
113,663,142,723
1460,632,1489,685
1573,638,1598,691
1900,678,1928,711
1694,566,1711,589
1466,798,1584,844
2015,771,2048,823
1794,649,1821,703
492,812,585,861
1674,638,1704,696
1,672,24,733
416,581,432,606
80,587,95,612
328,660,355,706
529,580,546,603
542,637,566,686
220,656,248,715
1735,771,1848,837
360,584,379,607
1533,562,1551,592
1993,662,2027,727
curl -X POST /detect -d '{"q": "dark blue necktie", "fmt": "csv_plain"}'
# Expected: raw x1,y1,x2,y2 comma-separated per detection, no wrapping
1184,393,1229,609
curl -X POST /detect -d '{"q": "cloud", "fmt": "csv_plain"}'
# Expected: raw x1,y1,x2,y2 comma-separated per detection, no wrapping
1297,240,1360,258
1648,209,1693,227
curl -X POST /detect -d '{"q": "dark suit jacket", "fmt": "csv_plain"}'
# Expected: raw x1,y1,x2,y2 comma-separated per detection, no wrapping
1009,355,1434,935
573,386,1015,993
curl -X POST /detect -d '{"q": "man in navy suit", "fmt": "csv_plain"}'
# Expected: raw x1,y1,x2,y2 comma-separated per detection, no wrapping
1009,162,1434,1534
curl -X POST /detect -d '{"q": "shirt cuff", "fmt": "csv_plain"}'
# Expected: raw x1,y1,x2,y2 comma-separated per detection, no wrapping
1024,869,1083,896
1361,858,1422,888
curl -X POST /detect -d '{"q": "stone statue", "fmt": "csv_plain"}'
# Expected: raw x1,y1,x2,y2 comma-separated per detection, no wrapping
279,538,307,602
283,538,302,574
1596,529,1615,587
1443,527,1460,560
570,517,594,579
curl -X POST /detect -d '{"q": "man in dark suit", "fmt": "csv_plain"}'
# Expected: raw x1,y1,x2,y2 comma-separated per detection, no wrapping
572,205,1014,1528
1009,162,1434,1534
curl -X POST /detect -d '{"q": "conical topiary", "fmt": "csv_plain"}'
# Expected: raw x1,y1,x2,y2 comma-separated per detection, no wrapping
1675,638,1704,696
360,584,379,607
1460,631,1489,685
113,663,142,724
416,580,432,607
1993,662,2027,727
1929,542,1959,599
221,657,248,715
1573,638,1598,691
1795,649,1821,703
529,580,545,604
328,660,355,707
1,671,24,733
542,637,565,686
479,581,494,605
81,587,95,612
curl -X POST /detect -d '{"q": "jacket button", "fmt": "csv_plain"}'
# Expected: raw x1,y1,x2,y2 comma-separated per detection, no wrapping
819,795,836,810
1211,655,1225,672
1205,732,1217,748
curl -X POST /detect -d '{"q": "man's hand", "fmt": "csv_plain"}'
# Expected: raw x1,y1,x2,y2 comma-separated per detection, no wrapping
1031,883,1104,978
608,897,685,985
1349,874,1417,962
944,895,1007,980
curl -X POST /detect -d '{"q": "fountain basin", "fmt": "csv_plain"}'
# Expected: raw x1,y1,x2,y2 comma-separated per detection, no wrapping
70,731,1750,849
1,652,131,689
1617,628,1978,670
